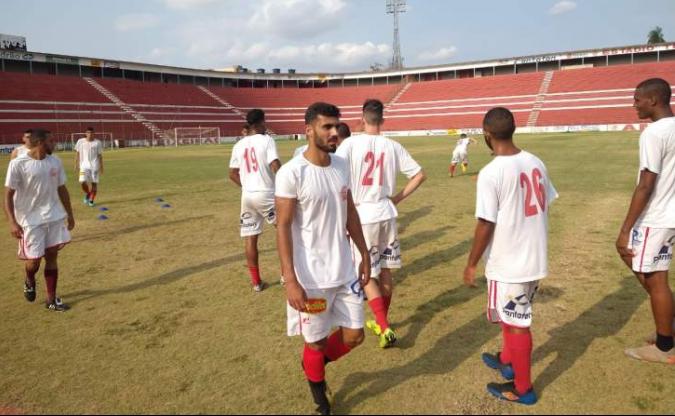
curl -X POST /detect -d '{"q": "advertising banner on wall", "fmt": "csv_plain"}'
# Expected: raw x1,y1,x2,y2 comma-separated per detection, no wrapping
0,34,27,51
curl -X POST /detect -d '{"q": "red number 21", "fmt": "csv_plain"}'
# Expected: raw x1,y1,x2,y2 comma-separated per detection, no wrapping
520,168,546,217
362,152,385,186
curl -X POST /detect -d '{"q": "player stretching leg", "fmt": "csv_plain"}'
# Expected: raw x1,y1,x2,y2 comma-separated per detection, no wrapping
449,133,477,177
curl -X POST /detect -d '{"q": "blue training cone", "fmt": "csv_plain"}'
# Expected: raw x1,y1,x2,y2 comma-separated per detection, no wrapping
161,204,172,209
155,197,164,203
97,215,109,221
99,207,109,212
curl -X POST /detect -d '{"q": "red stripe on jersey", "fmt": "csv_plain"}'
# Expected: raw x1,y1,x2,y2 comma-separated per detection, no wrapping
639,227,651,273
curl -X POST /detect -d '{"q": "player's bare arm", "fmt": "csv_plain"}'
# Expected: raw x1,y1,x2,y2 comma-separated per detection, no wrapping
345,191,371,289
99,154,104,175
10,148,19,160
228,168,242,188
270,159,281,175
616,169,657,268
4,187,22,239
57,185,76,231
463,218,496,288
75,151,80,172
276,196,306,312
391,170,426,205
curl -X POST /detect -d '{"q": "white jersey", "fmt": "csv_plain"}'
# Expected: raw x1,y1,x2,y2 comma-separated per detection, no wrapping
275,154,357,290
75,139,103,171
636,116,675,228
455,138,471,153
476,151,558,283
230,134,279,193
5,154,68,227
336,134,422,225
293,144,308,159
14,145,29,158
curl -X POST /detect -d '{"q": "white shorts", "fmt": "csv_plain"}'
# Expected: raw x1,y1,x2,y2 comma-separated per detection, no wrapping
240,191,276,237
352,219,401,278
287,281,364,344
18,220,71,260
452,150,468,164
630,226,675,274
487,280,539,329
79,168,100,184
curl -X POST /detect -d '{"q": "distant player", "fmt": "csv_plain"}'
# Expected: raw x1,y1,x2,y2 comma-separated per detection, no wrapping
229,109,281,292
293,122,351,158
449,133,477,177
464,108,557,405
10,130,32,160
4,129,76,311
276,102,371,415
75,127,104,207
240,123,250,140
336,99,426,348
616,78,675,364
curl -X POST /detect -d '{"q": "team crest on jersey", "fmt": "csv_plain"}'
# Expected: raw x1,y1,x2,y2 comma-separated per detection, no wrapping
340,186,348,201
502,294,532,320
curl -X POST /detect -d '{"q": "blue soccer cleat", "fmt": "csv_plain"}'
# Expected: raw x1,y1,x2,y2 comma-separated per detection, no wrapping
482,352,515,380
487,382,537,406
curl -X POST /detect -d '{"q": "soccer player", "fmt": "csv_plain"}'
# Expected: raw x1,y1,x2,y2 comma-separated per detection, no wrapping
293,122,351,158
229,109,281,292
463,107,557,405
276,102,371,415
616,78,675,364
4,129,76,311
449,133,477,177
75,127,104,207
336,99,426,348
10,130,32,160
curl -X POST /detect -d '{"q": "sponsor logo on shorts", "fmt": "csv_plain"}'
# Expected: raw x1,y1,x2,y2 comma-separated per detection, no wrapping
632,229,644,246
240,212,257,228
503,294,532,321
380,240,401,262
654,245,673,263
266,209,276,222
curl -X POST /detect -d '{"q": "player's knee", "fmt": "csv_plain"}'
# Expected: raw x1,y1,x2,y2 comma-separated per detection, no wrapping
25,259,41,273
344,330,365,348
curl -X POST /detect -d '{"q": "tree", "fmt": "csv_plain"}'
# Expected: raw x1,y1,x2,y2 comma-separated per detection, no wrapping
370,62,385,72
648,26,665,44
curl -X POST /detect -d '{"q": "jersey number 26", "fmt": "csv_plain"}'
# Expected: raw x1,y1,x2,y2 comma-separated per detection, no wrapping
520,169,546,217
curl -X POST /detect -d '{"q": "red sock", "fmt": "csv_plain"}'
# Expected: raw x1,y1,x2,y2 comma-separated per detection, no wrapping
303,345,326,382
450,165,456,176
44,269,58,304
504,325,533,395
324,331,352,362
90,191,97,202
368,297,390,331
500,323,512,364
248,266,261,286
383,295,392,316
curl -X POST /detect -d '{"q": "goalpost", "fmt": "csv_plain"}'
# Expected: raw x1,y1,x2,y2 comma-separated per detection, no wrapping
166,127,221,147
70,132,116,151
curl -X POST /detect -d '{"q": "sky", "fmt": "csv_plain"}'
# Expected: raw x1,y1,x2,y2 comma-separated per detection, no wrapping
1,0,674,73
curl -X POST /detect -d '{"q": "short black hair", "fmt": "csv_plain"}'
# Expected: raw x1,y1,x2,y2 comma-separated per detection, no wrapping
28,129,50,146
337,122,351,139
305,102,341,124
363,99,384,125
460,133,468,138
86,127,94,132
23,129,32,135
246,109,265,126
637,78,672,105
483,107,516,140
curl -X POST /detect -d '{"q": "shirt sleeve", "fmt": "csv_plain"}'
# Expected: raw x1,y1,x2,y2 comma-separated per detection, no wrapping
266,137,279,165
275,165,298,199
4,160,21,190
545,171,559,207
229,145,240,169
475,169,499,223
75,140,81,153
639,129,663,174
98,141,104,155
57,158,67,186
395,142,422,179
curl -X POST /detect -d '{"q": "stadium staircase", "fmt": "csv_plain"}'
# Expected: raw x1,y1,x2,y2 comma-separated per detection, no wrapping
386,82,412,109
197,86,247,120
84,77,168,140
527,71,555,127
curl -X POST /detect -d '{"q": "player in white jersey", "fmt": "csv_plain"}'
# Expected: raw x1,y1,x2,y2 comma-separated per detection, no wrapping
276,102,371,415
464,108,558,405
4,129,76,312
293,122,351,159
337,99,426,349
449,133,477,177
229,109,281,292
74,127,104,207
616,78,675,364
10,130,32,160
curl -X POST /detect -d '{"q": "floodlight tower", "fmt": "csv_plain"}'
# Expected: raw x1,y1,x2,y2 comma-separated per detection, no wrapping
386,0,406,70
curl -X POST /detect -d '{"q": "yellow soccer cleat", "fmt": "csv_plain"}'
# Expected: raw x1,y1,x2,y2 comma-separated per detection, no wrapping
366,320,382,336
379,328,397,349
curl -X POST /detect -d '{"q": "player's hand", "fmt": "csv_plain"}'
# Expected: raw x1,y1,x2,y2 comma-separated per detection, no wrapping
615,231,635,268
358,257,371,289
67,216,75,231
285,280,307,312
463,265,478,288
9,222,23,239
389,195,402,206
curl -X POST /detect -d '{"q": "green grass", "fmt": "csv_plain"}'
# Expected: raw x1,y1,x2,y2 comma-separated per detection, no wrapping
0,132,674,414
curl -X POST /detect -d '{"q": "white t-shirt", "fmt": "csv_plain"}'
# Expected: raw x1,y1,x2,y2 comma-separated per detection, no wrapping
275,154,357,290
476,151,558,283
293,145,308,159
636,117,675,228
14,145,29,158
455,138,471,153
75,139,103,171
336,134,422,225
5,154,68,227
230,134,279,193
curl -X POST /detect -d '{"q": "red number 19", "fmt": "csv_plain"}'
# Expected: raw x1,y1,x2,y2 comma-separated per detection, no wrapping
520,168,546,217
244,148,259,173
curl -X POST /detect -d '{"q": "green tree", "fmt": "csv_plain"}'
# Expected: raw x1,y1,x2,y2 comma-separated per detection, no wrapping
648,26,665,44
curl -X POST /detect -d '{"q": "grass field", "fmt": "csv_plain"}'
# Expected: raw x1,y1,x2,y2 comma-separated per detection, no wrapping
1,132,674,414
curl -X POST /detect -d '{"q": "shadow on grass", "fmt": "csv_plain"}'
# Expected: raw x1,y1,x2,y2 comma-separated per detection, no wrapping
396,239,472,285
73,215,214,243
400,225,454,252
398,206,433,234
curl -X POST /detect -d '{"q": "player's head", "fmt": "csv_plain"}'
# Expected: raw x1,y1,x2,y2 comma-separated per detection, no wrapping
29,129,54,154
634,78,672,120
241,123,251,137
336,122,351,146
460,133,468,139
483,107,516,150
246,109,266,134
85,127,94,140
305,102,341,154
22,129,32,146
362,99,385,127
